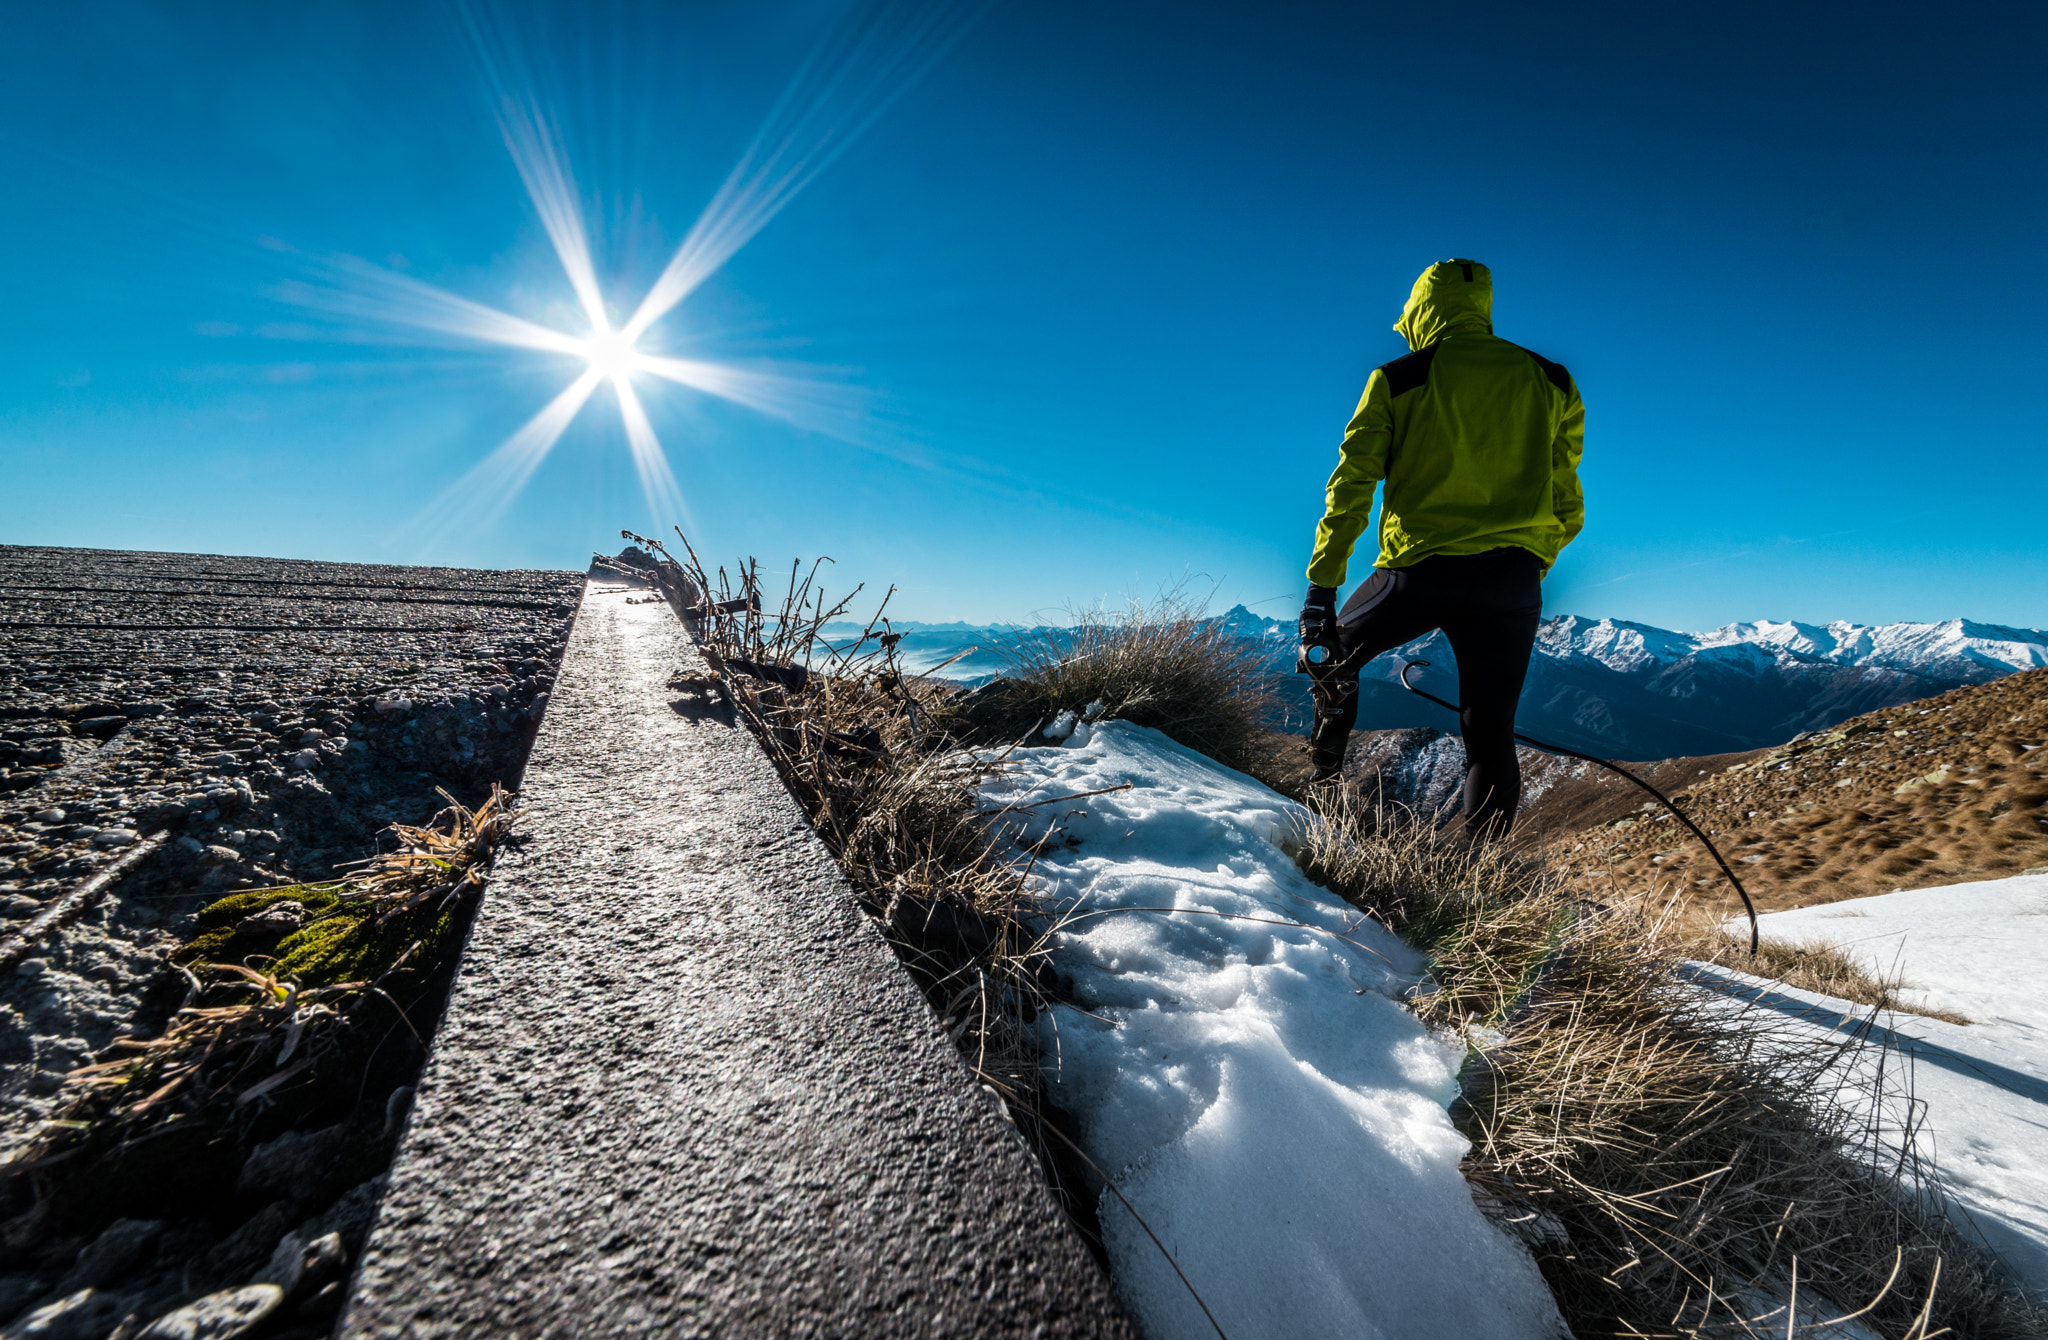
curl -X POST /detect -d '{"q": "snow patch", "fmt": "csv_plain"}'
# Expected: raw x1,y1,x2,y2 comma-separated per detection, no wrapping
1739,874,2048,1300
983,722,1565,1339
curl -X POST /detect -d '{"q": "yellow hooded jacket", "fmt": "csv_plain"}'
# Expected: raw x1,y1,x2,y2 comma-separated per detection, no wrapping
1307,259,1585,588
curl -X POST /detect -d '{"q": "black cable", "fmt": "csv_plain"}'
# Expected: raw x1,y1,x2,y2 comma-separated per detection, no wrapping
1396,659,1760,954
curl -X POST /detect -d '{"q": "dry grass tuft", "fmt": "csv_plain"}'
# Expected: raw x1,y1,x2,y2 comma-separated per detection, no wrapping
1297,788,2042,1338
11,790,518,1188
330,784,517,914
1000,587,1280,772
1677,920,1974,1026
53,963,366,1148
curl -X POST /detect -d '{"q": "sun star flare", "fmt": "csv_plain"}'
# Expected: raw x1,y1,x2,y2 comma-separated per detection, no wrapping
273,0,977,550
580,327,642,381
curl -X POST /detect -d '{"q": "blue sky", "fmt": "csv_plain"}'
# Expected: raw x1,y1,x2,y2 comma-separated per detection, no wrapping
3,0,2044,631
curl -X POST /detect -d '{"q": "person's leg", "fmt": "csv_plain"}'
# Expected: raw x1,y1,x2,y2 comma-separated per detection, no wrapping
1306,677,1359,782
1438,552,1543,837
1307,570,1438,782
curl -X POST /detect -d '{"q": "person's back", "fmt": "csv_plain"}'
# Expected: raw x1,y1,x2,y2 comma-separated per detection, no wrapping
1299,259,1585,834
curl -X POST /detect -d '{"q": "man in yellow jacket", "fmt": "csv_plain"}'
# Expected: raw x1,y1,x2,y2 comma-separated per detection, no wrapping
1300,259,1585,836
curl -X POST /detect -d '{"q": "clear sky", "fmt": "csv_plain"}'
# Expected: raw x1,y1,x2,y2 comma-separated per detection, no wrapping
3,0,2045,632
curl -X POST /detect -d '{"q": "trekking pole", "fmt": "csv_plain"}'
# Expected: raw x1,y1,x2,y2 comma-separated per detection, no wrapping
1398,660,1760,953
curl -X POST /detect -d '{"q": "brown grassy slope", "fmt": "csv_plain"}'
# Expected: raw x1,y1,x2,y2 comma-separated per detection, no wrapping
1549,664,2048,916
1516,745,1769,837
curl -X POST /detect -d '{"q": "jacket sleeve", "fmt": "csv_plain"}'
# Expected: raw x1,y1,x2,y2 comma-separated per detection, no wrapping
1548,385,1586,562
1306,371,1392,588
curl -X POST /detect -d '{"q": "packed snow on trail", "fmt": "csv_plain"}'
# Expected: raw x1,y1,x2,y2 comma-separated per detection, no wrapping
1702,874,2048,1301
981,720,1564,1340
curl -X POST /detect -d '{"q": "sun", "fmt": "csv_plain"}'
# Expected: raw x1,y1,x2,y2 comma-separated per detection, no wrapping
283,0,983,541
580,327,640,380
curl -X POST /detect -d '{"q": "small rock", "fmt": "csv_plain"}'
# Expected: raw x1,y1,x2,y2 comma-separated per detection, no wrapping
135,800,185,827
6,1287,140,1340
233,902,306,937
67,1218,164,1290
284,1279,343,1328
382,1086,414,1138
0,1273,48,1322
31,809,64,825
203,1205,289,1282
0,1201,52,1258
135,1284,283,1340
290,1177,384,1255
16,960,47,978
373,698,410,716
173,837,204,855
236,1125,348,1200
2,896,40,916
202,846,241,866
74,717,126,740
257,1232,344,1303
92,828,139,849
288,751,319,773
296,731,324,745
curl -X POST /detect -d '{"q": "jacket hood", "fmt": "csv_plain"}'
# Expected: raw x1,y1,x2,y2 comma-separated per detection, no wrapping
1393,258,1493,350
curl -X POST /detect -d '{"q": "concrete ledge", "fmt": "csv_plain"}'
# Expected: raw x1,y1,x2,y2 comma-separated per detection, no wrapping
341,583,1132,1337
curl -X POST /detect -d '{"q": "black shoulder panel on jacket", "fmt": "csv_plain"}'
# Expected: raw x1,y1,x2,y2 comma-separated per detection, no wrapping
1513,343,1573,396
1377,343,1438,398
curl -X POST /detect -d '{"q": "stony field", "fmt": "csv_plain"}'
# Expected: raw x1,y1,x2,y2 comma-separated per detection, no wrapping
0,544,578,1338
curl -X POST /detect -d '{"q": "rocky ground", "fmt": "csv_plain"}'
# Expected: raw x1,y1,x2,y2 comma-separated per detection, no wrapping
1335,726,1769,836
0,544,579,1339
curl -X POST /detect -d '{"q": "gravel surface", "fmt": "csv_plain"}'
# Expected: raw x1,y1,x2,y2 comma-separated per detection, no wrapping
0,542,578,1192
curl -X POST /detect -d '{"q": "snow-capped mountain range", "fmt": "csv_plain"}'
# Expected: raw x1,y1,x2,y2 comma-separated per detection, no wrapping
1545,616,2048,683
1249,609,2048,759
848,611,2048,761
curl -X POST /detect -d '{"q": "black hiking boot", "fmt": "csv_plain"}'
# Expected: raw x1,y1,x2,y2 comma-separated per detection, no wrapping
1307,750,1345,790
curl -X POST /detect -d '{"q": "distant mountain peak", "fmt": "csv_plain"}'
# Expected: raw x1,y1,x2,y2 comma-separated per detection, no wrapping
859,603,2047,760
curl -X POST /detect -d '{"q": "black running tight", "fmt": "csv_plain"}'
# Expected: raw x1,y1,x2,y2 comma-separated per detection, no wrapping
1309,547,1542,837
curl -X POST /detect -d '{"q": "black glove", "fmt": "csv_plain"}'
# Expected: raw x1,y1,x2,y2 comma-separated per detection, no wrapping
1298,586,1339,665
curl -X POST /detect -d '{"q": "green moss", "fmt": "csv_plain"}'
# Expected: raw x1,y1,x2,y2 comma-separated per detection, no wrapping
179,886,347,968
177,927,240,966
274,901,463,987
179,884,459,989
192,885,342,929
